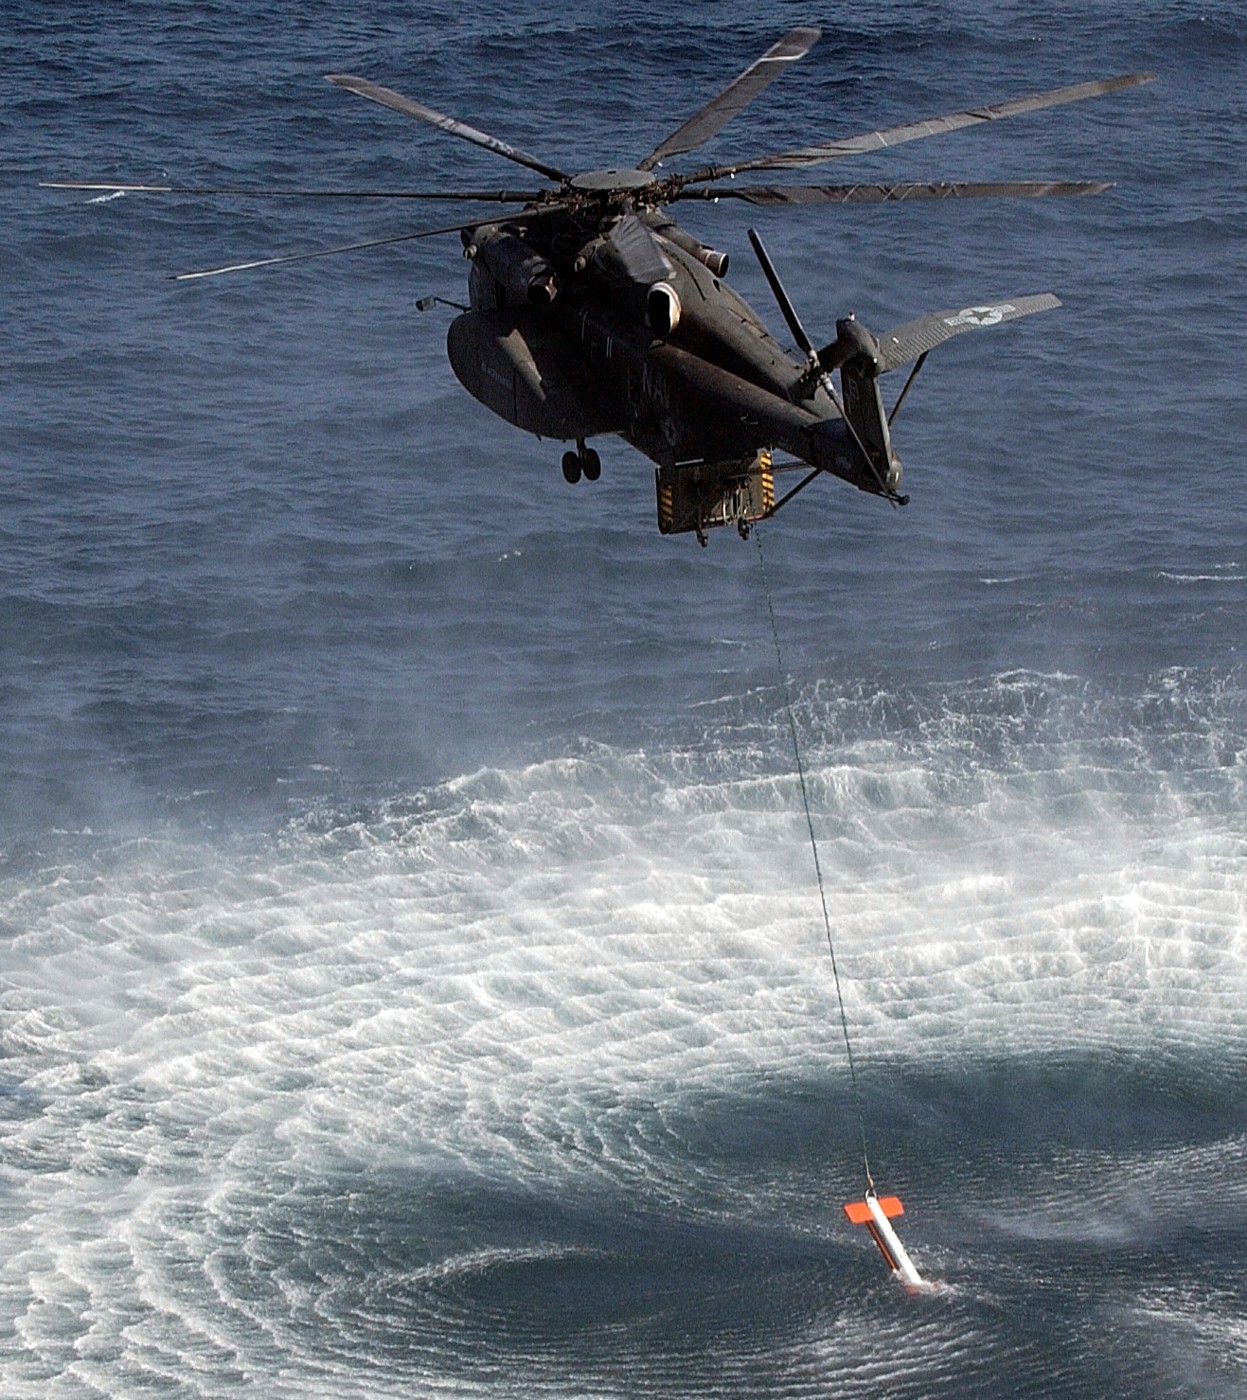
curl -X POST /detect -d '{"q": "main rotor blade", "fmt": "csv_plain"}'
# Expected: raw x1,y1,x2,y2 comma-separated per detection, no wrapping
326,74,571,183
637,25,821,172
42,180,549,202
169,215,515,281
746,227,814,357
682,71,1155,179
679,178,1114,205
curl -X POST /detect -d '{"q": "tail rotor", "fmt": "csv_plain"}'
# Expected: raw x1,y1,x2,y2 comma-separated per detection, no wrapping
747,229,906,503
747,229,1067,505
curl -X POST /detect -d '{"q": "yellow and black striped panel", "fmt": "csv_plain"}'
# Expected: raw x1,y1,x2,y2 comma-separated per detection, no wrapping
758,449,775,515
656,472,674,533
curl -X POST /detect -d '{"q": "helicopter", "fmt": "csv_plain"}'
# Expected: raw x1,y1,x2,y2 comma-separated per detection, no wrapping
46,27,1153,544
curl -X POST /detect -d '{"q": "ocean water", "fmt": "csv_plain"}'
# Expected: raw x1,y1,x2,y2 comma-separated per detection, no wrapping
4,1,1246,1395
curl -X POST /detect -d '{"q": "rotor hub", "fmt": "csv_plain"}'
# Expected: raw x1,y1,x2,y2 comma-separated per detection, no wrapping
570,168,658,193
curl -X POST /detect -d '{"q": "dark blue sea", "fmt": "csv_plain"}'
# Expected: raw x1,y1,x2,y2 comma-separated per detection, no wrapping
4,2,1246,1395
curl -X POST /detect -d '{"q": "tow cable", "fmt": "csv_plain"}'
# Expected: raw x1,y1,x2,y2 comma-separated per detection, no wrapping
755,525,927,1288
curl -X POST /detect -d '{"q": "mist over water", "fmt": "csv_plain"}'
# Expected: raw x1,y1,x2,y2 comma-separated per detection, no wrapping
5,2,1247,1395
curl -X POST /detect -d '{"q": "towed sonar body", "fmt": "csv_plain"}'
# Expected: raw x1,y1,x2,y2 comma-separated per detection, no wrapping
844,1192,927,1287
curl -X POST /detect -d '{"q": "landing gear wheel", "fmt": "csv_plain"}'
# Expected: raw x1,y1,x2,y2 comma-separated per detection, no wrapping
582,447,601,482
561,450,582,484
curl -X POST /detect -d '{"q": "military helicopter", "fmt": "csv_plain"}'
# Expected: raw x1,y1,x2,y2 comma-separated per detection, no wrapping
46,27,1153,544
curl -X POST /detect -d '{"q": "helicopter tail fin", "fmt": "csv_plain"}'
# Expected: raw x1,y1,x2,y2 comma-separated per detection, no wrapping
838,356,903,497
817,316,904,499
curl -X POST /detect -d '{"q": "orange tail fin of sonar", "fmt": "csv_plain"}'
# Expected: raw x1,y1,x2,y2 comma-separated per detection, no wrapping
843,1196,903,1225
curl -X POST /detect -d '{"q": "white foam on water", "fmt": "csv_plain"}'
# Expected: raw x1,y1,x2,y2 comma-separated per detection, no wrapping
1159,572,1246,583
1,674,1244,1393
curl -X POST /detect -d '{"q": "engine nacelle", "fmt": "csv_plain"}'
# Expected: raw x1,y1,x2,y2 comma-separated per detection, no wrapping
647,282,682,337
463,224,559,307
642,216,730,277
694,245,730,278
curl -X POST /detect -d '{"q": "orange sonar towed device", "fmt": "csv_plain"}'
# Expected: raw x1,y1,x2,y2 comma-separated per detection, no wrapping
844,1191,926,1287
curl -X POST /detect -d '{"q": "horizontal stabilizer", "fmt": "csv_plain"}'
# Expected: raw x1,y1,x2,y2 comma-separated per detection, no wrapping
878,293,1061,372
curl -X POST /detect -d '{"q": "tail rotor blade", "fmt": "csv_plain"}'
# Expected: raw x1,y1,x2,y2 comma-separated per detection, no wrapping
746,227,815,358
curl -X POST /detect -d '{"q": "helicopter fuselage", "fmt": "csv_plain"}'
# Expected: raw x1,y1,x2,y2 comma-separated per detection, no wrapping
444,207,873,533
